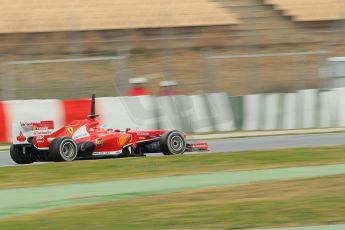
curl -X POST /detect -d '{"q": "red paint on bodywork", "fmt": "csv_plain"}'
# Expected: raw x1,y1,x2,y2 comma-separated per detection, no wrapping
33,118,166,152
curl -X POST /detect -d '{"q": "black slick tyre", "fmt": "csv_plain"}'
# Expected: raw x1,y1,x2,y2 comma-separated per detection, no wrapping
160,130,186,155
49,137,78,162
10,144,34,164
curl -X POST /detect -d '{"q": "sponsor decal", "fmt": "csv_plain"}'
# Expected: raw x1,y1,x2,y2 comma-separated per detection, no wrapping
66,127,74,135
20,121,36,127
95,138,103,146
93,151,122,156
73,132,89,139
118,135,128,146
32,124,49,130
16,131,26,142
40,120,54,129
32,125,47,130
33,130,53,135
72,125,90,140
137,132,150,136
36,135,45,143
20,121,54,130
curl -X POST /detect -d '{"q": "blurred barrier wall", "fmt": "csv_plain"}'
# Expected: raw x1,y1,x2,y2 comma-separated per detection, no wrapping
2,90,345,142
98,96,157,130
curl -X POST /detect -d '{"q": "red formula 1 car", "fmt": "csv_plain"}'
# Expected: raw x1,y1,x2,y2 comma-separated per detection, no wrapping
10,95,208,164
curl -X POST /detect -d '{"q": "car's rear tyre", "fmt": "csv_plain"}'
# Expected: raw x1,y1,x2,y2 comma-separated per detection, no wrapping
49,137,78,162
10,144,34,164
160,130,186,155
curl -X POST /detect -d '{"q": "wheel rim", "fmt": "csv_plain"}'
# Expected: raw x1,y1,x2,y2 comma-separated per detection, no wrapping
60,141,76,160
169,135,184,153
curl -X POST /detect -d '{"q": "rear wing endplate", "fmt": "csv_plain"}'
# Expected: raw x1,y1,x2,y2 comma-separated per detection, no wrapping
12,120,54,144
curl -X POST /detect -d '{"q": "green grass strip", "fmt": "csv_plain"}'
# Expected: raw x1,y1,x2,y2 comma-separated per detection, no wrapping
0,163,345,219
1,146,345,190
261,224,345,230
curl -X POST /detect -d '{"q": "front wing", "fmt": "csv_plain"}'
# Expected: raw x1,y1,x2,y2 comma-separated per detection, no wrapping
185,142,209,152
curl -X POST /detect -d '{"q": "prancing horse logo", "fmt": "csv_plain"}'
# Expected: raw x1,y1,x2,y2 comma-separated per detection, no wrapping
66,127,74,135
118,135,127,146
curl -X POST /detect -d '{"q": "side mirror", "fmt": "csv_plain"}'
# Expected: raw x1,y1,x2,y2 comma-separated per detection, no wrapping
125,128,131,133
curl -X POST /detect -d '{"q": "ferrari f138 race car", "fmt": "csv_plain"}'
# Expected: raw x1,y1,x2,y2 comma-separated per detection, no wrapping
10,95,208,164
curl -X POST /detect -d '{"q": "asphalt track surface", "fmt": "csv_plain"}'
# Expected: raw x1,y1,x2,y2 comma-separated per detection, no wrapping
0,133,345,166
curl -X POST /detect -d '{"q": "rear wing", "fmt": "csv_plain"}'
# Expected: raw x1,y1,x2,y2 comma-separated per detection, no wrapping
12,120,55,144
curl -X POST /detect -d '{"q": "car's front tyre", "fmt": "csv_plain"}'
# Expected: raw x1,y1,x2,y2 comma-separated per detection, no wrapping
49,137,78,162
160,130,186,155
